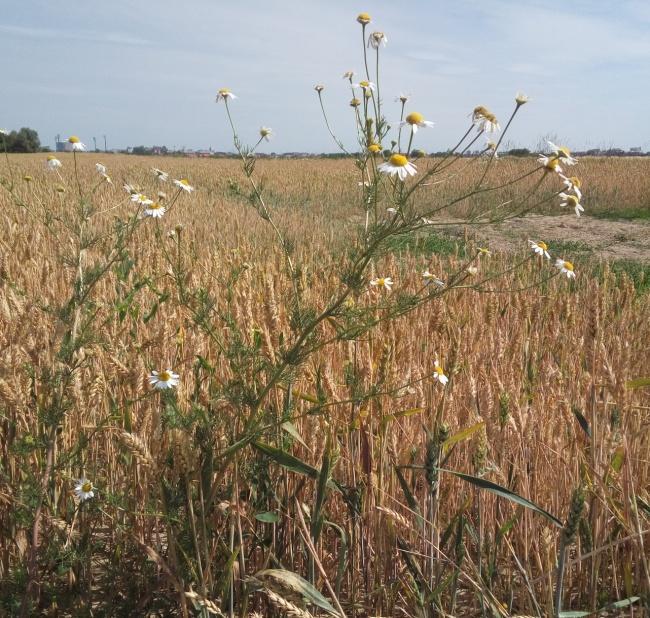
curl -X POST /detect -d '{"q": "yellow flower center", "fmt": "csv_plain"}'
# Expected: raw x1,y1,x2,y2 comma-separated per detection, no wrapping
68,136,80,143
159,371,171,381
357,12,371,24
350,98,361,107
219,89,230,95
47,155,57,161
55,185,65,193
435,365,445,376
563,261,574,271
375,278,386,287
565,195,579,206
406,112,424,125
359,80,371,88
537,241,548,251
368,144,382,153
569,176,581,188
473,106,489,117
149,202,163,210
389,154,409,167
545,159,560,171
558,146,571,158
81,481,92,493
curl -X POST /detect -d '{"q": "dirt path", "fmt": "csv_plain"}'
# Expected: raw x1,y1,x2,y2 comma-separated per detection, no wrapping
442,214,650,262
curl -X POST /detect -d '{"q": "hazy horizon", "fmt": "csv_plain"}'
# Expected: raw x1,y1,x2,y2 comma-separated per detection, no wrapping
2,1,649,153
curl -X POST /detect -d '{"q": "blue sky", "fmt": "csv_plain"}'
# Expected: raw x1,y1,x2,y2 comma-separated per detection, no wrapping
1,0,649,153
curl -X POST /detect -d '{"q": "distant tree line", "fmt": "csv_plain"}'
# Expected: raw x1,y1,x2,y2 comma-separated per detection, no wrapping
1,127,45,153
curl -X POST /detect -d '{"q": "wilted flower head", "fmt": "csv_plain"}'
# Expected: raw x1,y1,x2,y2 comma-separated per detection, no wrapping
216,88,237,102
423,271,445,287
378,154,417,181
342,70,355,80
515,92,530,106
401,112,434,133
259,127,273,141
555,258,576,279
152,168,169,182
368,31,388,49
357,12,371,25
350,97,361,108
75,478,95,502
314,84,325,93
95,163,107,175
396,93,411,104
67,135,86,151
472,107,500,133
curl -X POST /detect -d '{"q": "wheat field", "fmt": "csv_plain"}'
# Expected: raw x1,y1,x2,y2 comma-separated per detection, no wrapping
1,153,649,616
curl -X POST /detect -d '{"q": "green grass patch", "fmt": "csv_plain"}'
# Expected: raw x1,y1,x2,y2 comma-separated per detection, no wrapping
384,229,465,257
547,239,594,255
591,207,650,221
598,260,650,294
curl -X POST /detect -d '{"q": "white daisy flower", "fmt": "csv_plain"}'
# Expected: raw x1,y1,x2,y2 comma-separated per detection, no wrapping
555,258,576,279
95,163,107,175
378,154,417,181
67,136,86,151
0,128,8,136
74,478,95,502
173,178,194,193
144,202,166,218
352,80,376,91
547,141,577,166
368,31,388,49
259,127,273,141
149,369,180,390
152,168,169,182
471,106,500,133
46,155,62,170
537,155,563,175
528,240,550,260
433,361,449,386
423,271,445,287
342,70,355,80
215,88,237,102
561,175,582,200
559,192,585,217
485,138,499,159
400,112,434,134
370,277,393,291
131,193,153,206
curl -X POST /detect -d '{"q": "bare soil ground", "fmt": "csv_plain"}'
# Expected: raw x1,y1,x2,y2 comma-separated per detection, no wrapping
443,214,650,262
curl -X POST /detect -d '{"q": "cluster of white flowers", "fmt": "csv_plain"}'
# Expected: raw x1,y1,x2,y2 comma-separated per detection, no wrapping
528,239,576,279
538,141,585,217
